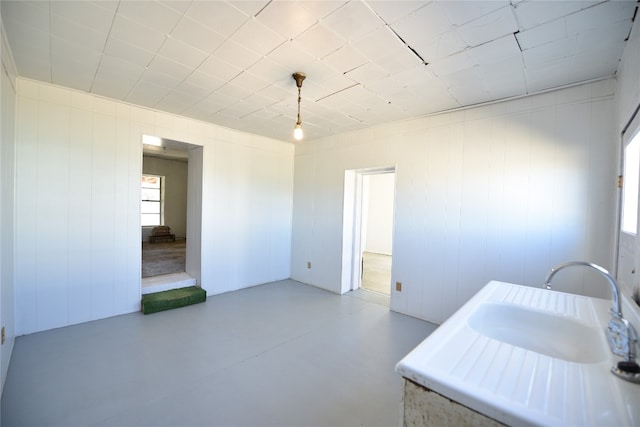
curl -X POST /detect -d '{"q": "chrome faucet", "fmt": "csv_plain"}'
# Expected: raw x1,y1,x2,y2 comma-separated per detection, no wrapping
544,261,622,318
544,261,640,383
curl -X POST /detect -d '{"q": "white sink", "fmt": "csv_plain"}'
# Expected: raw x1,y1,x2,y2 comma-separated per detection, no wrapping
396,280,640,427
467,302,605,363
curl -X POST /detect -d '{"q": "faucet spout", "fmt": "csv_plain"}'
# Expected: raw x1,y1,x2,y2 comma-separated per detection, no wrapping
544,261,622,318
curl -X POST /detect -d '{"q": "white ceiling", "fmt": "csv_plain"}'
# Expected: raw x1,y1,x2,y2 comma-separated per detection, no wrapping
2,0,638,142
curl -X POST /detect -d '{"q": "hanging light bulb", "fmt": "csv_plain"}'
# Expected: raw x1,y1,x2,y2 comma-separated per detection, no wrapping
294,122,303,140
292,72,306,141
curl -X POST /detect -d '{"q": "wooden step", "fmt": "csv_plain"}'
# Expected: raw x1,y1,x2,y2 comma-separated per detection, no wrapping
141,286,206,315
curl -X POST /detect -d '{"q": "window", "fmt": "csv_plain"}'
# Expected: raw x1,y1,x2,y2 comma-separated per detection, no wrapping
141,174,163,226
622,132,640,235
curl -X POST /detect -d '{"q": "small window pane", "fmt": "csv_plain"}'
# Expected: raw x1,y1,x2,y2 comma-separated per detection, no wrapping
622,134,640,235
141,201,160,214
141,188,160,201
141,214,160,226
142,175,160,188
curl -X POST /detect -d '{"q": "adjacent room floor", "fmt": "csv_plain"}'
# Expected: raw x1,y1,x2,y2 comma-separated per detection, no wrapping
1,280,437,427
142,239,186,278
362,251,392,295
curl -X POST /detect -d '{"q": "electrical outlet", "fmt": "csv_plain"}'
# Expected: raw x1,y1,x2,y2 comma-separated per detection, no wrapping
396,281,402,292
1,326,5,345
307,261,312,269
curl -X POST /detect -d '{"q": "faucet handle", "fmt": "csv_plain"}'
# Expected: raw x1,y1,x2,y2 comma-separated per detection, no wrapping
607,317,633,358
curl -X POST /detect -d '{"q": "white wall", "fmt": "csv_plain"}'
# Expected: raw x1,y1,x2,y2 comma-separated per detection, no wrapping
0,17,17,395
363,173,395,255
143,155,188,240
15,78,294,335
291,80,617,325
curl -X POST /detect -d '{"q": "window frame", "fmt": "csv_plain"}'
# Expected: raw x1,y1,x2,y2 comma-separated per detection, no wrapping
141,174,164,226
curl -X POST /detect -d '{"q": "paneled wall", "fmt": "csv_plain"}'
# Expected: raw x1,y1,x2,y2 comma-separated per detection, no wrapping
291,80,617,325
15,78,294,335
1,19,17,393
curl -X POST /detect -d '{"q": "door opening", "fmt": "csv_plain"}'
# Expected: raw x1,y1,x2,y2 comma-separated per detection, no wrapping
341,167,396,296
617,106,640,301
141,136,203,295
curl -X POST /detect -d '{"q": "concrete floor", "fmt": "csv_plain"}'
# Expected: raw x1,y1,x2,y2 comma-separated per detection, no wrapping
2,280,437,427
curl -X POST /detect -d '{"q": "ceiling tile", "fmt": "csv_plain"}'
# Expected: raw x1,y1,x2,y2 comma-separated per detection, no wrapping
522,37,576,68
456,5,519,48
365,1,429,24
98,55,146,79
232,19,287,56
182,70,226,94
267,40,318,74
441,1,510,27
126,80,173,106
228,1,270,18
467,34,521,64
209,39,262,71
109,14,168,53
147,55,193,82
257,84,291,103
2,1,49,31
229,71,271,93
173,79,213,99
375,47,424,75
298,1,347,21
524,58,572,92
170,16,226,54
351,26,405,63
139,68,184,90
216,82,253,100
50,1,114,35
116,1,183,34
246,58,291,87
256,1,319,39
427,52,474,78
160,1,192,15
565,1,636,33
157,37,209,70
294,23,345,59
344,62,388,86
198,56,243,82
322,44,368,74
103,38,156,68
515,18,567,51
412,29,467,62
390,2,453,49
184,1,248,38
92,76,137,101
512,0,592,30
321,1,384,40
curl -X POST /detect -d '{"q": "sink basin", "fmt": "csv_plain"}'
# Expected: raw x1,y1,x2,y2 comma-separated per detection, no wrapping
468,302,605,363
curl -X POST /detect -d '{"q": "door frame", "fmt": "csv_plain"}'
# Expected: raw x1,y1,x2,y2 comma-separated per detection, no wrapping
616,104,640,296
341,166,396,294
140,136,203,290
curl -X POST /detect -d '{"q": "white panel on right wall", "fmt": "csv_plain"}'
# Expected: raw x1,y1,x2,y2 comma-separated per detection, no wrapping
291,79,618,325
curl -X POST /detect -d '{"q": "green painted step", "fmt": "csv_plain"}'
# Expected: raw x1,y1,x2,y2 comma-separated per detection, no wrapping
141,286,206,315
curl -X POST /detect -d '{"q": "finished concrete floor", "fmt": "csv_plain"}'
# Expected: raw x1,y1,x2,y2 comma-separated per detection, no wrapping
2,280,437,427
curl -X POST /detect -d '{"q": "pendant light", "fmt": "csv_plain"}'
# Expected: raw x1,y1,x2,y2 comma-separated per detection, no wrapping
292,72,306,140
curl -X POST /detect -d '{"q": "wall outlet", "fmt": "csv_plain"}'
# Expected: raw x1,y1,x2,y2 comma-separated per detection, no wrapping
1,326,5,345
396,281,402,292
307,261,312,269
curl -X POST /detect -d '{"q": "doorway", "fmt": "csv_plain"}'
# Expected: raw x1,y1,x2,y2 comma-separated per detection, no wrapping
141,135,203,294
341,167,396,296
617,106,640,302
